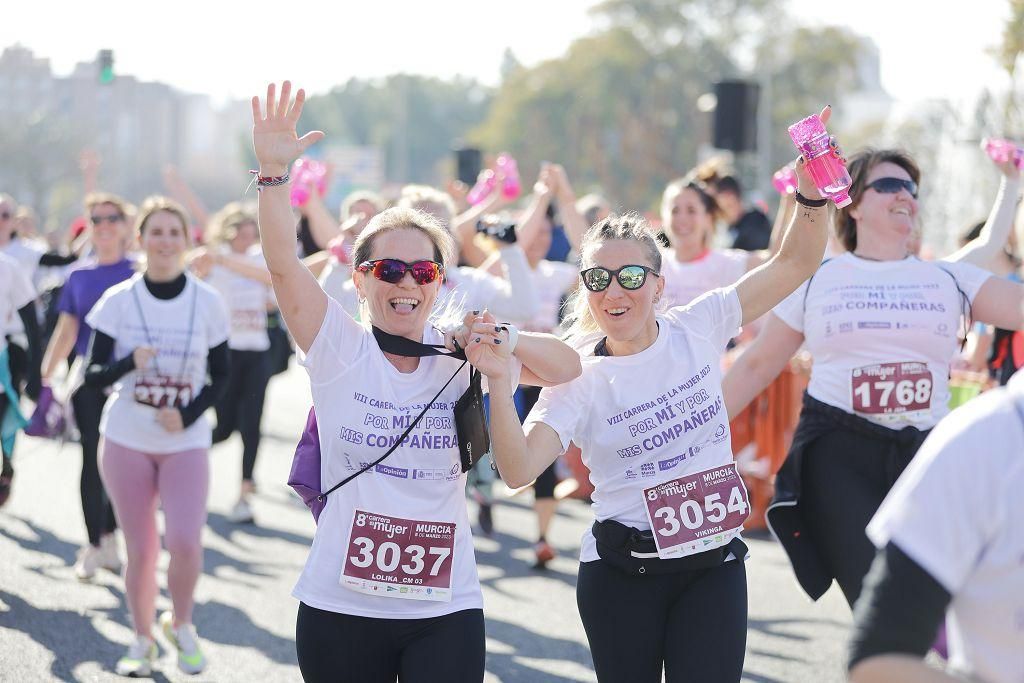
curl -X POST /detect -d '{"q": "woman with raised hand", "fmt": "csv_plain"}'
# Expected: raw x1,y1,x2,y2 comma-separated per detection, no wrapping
476,111,832,682
39,192,136,580
722,148,1023,611
84,196,230,677
251,81,580,683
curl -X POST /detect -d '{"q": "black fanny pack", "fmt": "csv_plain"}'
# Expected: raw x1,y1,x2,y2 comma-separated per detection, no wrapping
592,519,747,577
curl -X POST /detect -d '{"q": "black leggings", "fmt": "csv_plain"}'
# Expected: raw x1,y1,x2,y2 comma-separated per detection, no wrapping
577,558,747,683
517,385,558,499
800,429,915,607
71,385,117,546
295,603,485,683
212,349,270,482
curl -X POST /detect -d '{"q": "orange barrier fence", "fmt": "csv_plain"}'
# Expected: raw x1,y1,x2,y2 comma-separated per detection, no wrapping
729,357,810,530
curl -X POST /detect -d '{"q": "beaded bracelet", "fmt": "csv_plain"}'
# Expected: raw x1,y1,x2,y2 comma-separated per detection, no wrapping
249,170,291,190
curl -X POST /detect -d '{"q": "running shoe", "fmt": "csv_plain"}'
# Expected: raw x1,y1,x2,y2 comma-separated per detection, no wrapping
114,635,157,677
160,611,207,675
99,533,123,573
228,498,255,524
533,540,556,569
74,545,104,581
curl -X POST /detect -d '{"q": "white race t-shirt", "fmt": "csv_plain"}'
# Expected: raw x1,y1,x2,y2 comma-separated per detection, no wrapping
0,253,36,354
525,288,743,562
205,246,271,351
86,274,230,453
294,298,521,618
520,260,578,333
659,248,748,310
772,254,991,429
867,372,1024,683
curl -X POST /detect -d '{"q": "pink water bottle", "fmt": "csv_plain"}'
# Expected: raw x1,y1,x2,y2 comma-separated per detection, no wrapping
982,138,1024,169
466,169,497,205
496,153,521,199
787,114,853,207
771,164,798,195
290,158,328,207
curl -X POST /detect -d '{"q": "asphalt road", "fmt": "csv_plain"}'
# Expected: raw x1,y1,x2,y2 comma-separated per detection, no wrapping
0,363,851,682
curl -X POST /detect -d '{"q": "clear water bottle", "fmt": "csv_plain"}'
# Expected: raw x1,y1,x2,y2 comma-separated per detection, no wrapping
787,114,852,207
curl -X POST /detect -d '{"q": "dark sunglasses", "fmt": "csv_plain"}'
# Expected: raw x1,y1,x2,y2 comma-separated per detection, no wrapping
580,265,659,292
865,177,918,199
0,212,10,220
90,214,124,225
356,259,443,285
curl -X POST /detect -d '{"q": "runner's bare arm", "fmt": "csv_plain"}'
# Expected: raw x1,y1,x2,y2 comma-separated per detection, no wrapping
722,313,804,417
971,276,1024,331
513,332,582,387
944,160,1021,269
733,106,833,327
491,390,563,489
466,322,566,487
252,82,326,354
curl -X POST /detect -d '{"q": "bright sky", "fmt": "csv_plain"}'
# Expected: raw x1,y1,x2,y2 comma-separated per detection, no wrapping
1,1,1013,105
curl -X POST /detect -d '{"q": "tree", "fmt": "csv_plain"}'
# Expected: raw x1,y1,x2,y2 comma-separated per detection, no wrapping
303,75,492,186
994,0,1024,133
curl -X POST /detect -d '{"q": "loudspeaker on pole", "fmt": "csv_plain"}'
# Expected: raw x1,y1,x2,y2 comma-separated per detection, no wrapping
713,80,760,152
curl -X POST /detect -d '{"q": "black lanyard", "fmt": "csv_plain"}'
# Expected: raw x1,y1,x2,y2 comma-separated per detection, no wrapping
130,275,198,378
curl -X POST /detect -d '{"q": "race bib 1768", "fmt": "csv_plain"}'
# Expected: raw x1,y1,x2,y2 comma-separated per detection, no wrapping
850,362,932,416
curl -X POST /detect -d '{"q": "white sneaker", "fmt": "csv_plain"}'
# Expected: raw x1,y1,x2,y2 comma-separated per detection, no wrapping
115,635,157,677
160,611,207,675
99,533,123,573
74,545,103,581
228,498,254,524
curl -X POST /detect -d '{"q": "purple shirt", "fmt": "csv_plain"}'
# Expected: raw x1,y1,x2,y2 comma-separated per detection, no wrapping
57,258,136,355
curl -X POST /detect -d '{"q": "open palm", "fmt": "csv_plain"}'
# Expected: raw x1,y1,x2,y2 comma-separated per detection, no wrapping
251,81,324,171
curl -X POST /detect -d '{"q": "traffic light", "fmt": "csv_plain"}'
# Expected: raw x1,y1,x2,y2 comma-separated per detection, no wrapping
98,50,114,85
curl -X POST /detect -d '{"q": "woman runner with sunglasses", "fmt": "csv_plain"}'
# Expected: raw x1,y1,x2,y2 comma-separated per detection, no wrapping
83,196,231,677
251,82,580,683
39,192,136,580
475,113,835,682
723,148,1024,611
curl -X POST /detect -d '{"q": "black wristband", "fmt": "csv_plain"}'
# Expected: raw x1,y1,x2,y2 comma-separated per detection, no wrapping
795,191,828,208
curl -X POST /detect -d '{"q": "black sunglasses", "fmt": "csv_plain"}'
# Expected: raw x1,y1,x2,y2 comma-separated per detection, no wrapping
580,265,659,292
90,214,124,225
865,177,918,199
356,259,443,285
0,212,10,220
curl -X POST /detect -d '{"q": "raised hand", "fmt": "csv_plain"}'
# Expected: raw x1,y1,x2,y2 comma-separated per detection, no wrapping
251,81,324,175
463,311,515,383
